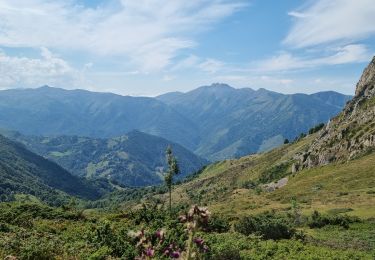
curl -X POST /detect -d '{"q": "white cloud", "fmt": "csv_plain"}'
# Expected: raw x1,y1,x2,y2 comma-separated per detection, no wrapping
0,48,82,88
198,58,225,74
0,0,245,72
287,11,308,19
162,75,175,82
254,44,371,72
170,55,201,71
170,55,226,74
284,0,375,48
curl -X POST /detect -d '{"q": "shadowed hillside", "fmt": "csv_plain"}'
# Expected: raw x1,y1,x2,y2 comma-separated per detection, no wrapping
0,135,109,205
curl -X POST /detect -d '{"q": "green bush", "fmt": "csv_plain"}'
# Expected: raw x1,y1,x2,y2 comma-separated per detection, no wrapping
309,123,325,134
234,212,296,240
0,222,10,232
19,237,57,260
207,215,231,233
204,233,253,260
88,246,112,260
258,163,290,184
308,210,360,229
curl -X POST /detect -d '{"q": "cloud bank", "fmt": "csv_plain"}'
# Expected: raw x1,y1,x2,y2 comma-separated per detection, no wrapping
0,0,245,72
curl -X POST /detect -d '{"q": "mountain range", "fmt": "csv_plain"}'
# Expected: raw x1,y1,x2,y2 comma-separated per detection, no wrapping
157,56,375,220
1,129,207,187
0,85,351,161
157,84,352,160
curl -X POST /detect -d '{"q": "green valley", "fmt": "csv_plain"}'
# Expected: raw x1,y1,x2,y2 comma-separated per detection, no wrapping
1,130,207,187
0,56,374,260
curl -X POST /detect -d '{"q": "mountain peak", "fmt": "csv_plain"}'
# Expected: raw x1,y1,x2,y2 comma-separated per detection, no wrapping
355,56,375,98
200,83,234,91
39,85,52,89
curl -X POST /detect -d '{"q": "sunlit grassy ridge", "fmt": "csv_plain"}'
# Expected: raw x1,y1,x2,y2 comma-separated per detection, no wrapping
162,134,375,219
1,132,374,259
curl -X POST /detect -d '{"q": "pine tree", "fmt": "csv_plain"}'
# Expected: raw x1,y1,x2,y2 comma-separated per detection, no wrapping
165,146,179,213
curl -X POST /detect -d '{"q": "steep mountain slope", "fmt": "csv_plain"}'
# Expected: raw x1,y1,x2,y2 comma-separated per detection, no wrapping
0,86,199,150
0,135,107,205
3,130,208,187
158,84,351,160
164,136,375,219
137,57,375,219
295,56,375,170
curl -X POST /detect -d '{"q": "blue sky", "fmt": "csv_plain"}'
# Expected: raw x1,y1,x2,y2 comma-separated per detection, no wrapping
0,0,374,96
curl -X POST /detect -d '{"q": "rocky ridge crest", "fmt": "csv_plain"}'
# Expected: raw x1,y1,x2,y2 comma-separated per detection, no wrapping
293,56,375,171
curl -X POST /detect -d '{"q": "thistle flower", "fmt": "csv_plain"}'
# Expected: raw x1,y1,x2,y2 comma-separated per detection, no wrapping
155,229,165,240
193,237,204,246
171,251,181,258
145,247,155,257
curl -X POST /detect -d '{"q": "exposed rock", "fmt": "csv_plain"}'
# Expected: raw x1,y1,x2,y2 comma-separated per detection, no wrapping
296,56,375,170
355,56,375,97
263,177,288,192
291,163,299,173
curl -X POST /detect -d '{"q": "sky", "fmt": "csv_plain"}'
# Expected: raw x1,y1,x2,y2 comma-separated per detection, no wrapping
0,0,374,96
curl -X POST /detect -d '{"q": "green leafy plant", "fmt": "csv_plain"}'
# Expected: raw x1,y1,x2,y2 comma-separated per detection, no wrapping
165,146,180,213
234,212,296,240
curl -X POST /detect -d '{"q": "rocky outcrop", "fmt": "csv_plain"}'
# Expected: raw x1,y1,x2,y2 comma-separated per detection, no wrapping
355,56,375,97
296,56,375,170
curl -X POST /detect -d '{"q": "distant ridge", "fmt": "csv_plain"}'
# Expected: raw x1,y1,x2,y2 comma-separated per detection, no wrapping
0,84,351,160
1,129,208,187
157,83,352,160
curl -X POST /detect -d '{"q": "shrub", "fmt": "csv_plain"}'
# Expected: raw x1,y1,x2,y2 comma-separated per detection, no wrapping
308,210,360,229
207,215,231,233
19,237,57,260
258,163,290,184
0,222,10,233
234,212,296,240
241,180,256,189
88,246,112,260
309,123,325,135
204,233,253,260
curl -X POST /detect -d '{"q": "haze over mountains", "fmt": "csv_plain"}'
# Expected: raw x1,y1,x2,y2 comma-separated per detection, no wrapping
1,129,207,187
0,84,351,161
158,84,352,160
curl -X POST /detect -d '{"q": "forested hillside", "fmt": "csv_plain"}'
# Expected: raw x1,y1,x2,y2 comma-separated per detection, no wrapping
2,130,208,187
0,135,110,205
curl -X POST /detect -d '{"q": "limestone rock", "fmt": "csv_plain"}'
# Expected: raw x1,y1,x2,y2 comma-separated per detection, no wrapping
296,56,375,171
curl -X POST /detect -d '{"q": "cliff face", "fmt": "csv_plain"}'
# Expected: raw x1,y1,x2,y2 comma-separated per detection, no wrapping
294,57,375,171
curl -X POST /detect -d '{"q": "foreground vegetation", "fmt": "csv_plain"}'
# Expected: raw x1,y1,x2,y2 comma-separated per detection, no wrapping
0,201,374,259
1,132,374,259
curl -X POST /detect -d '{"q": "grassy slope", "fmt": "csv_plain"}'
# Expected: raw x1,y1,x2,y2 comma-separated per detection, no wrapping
1,134,374,259
166,134,375,219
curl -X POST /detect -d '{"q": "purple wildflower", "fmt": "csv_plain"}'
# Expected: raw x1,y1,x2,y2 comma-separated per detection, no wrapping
145,247,155,257
171,251,181,258
193,237,204,246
